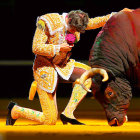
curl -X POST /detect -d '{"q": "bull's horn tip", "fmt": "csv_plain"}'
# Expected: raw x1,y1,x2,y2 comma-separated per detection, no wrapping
87,89,92,93
102,76,109,82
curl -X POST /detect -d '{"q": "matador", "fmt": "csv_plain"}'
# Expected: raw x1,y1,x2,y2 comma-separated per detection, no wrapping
6,10,116,125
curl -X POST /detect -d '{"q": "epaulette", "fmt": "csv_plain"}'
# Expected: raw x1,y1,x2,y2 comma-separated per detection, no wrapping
37,20,46,30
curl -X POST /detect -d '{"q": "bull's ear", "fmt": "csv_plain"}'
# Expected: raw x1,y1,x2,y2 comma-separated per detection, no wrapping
106,70,115,81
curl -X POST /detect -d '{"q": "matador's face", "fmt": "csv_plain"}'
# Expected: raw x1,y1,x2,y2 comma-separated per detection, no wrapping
65,16,76,34
67,25,77,34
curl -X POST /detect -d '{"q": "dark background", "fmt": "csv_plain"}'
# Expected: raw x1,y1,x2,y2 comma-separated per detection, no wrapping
0,0,140,98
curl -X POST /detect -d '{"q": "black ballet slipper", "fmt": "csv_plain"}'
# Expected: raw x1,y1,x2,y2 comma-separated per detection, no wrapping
6,101,17,125
60,114,85,125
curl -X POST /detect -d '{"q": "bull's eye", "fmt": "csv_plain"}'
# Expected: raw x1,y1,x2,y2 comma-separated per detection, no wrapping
107,91,115,98
105,91,114,99
108,92,113,96
105,87,115,99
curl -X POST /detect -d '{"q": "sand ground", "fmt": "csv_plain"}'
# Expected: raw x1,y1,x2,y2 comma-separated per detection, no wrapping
0,97,140,140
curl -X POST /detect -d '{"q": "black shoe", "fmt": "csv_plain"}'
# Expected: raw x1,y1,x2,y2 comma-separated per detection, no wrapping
6,101,17,125
60,114,85,125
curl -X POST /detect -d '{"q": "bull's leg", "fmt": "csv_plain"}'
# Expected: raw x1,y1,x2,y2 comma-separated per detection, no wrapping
10,87,58,125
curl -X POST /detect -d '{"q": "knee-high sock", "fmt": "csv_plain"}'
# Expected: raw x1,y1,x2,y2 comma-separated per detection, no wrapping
11,105,45,124
62,78,92,119
11,88,58,125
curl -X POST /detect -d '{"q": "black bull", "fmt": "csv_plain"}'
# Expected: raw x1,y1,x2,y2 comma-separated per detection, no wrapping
88,9,140,126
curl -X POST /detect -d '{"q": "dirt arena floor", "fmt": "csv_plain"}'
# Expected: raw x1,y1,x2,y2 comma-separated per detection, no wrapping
0,97,140,140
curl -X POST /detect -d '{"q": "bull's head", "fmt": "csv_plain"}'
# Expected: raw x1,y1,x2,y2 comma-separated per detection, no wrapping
78,68,132,126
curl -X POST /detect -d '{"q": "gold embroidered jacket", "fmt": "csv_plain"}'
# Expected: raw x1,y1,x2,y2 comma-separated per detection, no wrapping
32,12,115,93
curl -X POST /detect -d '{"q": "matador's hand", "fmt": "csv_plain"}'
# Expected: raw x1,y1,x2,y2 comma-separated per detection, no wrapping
60,43,72,52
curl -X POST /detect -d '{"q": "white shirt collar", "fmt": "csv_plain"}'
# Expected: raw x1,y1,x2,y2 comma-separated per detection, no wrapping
62,13,68,30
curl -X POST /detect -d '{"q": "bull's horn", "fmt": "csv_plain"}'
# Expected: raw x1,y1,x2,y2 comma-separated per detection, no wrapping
79,68,109,92
74,79,92,93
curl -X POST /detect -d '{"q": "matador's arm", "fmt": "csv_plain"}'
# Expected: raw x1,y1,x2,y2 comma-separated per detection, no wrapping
86,12,117,30
32,20,60,58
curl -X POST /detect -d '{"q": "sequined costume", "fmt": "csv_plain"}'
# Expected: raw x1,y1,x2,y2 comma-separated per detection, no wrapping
11,12,116,125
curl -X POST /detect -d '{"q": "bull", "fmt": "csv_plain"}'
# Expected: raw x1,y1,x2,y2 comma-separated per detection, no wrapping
78,8,140,126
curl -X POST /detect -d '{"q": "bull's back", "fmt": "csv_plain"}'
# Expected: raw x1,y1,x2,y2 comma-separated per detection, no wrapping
114,9,140,88
89,8,140,85
127,9,140,86
125,8,140,60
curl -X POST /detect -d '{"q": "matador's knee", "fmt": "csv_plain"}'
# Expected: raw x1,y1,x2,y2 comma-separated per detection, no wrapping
43,111,57,125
